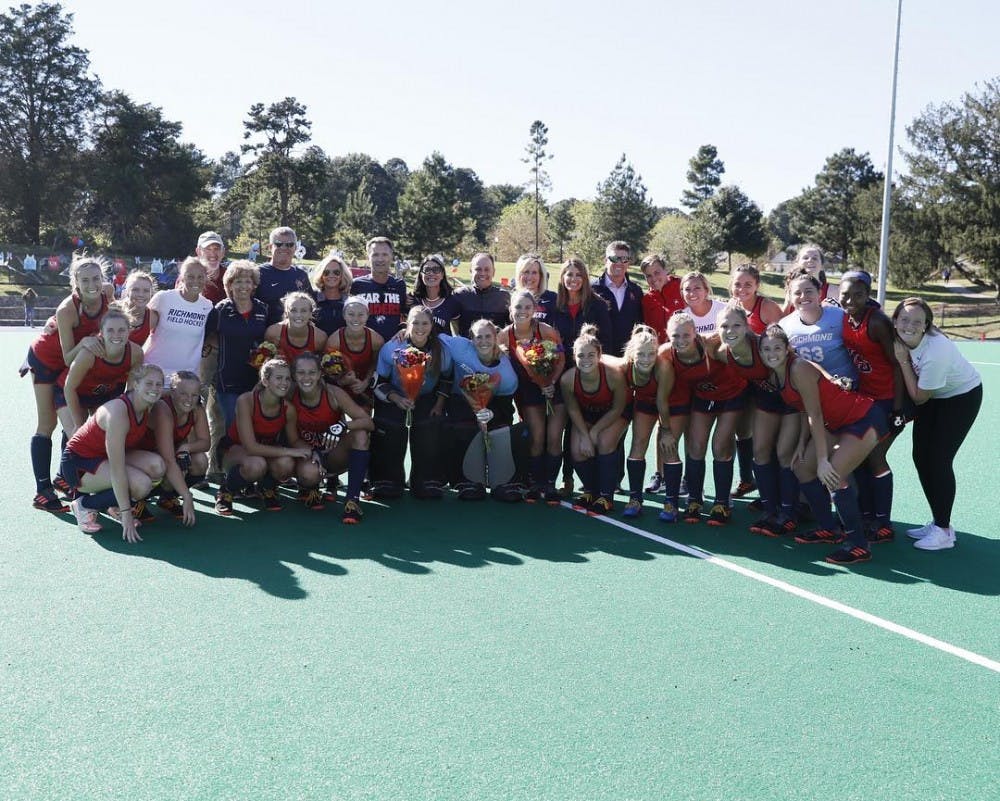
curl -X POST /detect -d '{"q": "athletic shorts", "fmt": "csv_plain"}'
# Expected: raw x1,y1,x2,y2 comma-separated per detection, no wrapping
515,379,563,410
831,405,889,441
59,450,105,489
754,385,796,415
692,395,746,415
25,348,61,385
53,386,116,411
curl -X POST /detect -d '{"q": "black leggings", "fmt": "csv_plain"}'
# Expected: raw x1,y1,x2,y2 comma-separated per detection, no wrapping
911,383,982,529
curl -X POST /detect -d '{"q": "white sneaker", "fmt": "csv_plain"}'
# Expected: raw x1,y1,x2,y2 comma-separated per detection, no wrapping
70,497,102,535
913,525,955,551
907,521,935,539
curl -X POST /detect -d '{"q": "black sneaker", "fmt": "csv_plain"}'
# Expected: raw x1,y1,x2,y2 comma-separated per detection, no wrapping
645,472,664,493
825,546,872,565
683,501,704,524
543,486,562,506
342,499,363,525
215,489,234,516
33,487,69,513
794,528,845,545
157,492,185,519
301,488,325,511
733,480,756,498
749,515,783,538
868,525,895,544
261,486,282,512
706,504,732,526
524,485,542,504
572,491,595,511
52,474,77,498
132,499,156,524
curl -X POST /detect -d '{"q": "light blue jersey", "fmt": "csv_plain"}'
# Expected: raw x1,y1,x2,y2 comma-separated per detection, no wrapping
439,335,518,397
779,305,858,384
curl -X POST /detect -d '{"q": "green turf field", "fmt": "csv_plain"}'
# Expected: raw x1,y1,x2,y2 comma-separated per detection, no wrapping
2,330,997,801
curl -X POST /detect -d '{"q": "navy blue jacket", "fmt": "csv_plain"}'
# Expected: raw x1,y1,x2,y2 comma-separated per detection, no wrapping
591,274,644,356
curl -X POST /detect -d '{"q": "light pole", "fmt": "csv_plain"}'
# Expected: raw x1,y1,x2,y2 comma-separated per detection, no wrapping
876,0,903,307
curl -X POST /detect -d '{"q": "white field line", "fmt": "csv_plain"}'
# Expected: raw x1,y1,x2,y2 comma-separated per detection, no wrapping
565,503,1000,675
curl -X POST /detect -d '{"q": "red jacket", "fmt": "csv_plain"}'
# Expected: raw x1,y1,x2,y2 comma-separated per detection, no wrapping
642,278,685,343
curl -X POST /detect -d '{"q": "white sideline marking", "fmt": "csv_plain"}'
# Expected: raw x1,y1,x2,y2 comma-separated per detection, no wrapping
567,503,1000,674
969,361,1000,366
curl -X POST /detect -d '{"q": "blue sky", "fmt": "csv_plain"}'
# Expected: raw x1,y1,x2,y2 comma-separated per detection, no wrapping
66,0,998,211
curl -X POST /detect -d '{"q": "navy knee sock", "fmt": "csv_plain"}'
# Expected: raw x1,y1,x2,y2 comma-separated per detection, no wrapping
854,464,875,518
346,449,370,501
800,478,837,531
225,465,250,492
545,452,562,486
529,454,544,487
753,459,779,516
736,437,754,483
713,458,734,506
31,434,52,491
626,458,646,499
597,453,618,498
663,462,683,508
574,458,597,494
832,484,866,548
779,467,799,516
684,457,706,504
873,471,894,527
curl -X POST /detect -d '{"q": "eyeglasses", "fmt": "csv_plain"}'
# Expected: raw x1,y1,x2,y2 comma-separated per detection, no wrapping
323,269,342,276
272,241,297,249
421,267,443,275
607,256,630,264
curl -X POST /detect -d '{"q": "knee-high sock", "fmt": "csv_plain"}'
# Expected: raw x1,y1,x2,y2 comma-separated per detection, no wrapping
753,459,779,516
854,463,875,518
529,454,545,487
663,462,683,508
626,458,646,499
597,453,618,498
545,452,562,486
346,449,370,501
712,458,734,506
833,484,866,548
736,437,754,484
684,457,706,504
225,465,250,493
779,467,799,516
31,434,52,491
800,478,837,531
873,470,894,526
82,488,117,510
574,458,597,493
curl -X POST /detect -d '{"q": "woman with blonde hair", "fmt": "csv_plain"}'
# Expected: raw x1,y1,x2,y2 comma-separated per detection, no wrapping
311,250,353,336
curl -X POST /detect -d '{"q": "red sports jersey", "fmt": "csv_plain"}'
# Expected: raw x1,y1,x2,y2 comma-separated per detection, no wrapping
128,308,151,346
58,345,133,399
779,355,873,430
290,387,342,447
30,294,109,370
278,324,317,362
842,308,895,401
227,390,288,445
335,328,375,379
745,295,768,335
625,362,659,410
721,338,771,385
137,394,196,451
66,394,150,459
574,362,614,418
670,345,747,402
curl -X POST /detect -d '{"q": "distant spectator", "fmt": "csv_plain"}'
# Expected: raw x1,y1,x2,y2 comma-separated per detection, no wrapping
22,288,37,327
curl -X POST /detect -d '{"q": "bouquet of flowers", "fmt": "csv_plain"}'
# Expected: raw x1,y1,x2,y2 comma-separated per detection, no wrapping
394,346,432,426
515,338,564,414
320,349,353,383
248,341,279,370
459,371,501,446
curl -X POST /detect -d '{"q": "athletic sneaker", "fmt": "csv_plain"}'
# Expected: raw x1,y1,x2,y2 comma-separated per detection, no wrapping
261,486,282,512
572,491,595,511
749,514,780,537
645,472,664,493
157,492,185,519
907,521,935,539
706,504,732,526
371,480,403,500
622,498,643,518
913,525,956,551
747,498,764,512
341,499,363,525
682,501,703,524
302,488,325,511
589,496,613,516
733,480,756,498
70,497,102,534
215,489,234,516
825,546,872,565
544,486,562,506
868,525,895,544
659,502,678,523
33,487,69,513
524,485,542,504
132,500,156,524
561,478,575,498
52,474,77,498
775,512,798,534
794,528,845,545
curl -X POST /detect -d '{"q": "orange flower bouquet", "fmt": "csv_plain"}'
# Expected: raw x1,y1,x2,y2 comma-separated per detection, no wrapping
459,371,501,446
394,346,432,426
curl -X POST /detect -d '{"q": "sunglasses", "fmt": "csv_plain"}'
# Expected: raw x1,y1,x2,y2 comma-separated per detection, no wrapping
323,269,342,276
607,256,630,264
421,267,443,275
272,241,297,249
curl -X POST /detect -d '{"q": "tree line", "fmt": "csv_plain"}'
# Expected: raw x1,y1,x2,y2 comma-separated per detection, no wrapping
2,3,999,290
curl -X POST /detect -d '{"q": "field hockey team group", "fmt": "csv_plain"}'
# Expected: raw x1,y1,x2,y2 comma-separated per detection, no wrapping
22,228,983,565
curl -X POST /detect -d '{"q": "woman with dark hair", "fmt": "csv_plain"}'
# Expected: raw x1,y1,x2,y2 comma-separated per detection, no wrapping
409,254,461,334
549,258,613,361
310,251,353,336
761,324,888,565
289,352,374,523
328,296,385,410
370,306,453,499
779,270,857,387
893,297,982,551
781,244,832,315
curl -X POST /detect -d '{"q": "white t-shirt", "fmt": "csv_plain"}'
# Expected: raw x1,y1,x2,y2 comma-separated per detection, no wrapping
908,332,981,399
686,299,728,336
143,289,212,382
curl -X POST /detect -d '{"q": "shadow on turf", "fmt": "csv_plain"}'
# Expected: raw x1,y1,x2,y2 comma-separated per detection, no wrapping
88,490,683,599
